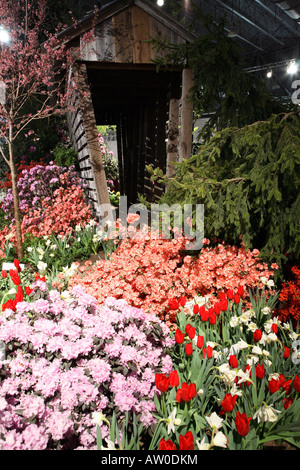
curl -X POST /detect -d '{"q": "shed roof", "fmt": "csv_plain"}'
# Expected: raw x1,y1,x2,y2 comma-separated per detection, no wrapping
57,0,197,46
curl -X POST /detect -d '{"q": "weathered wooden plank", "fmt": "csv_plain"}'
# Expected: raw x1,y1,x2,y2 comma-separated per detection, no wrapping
81,19,114,62
151,17,172,60
131,5,152,64
112,9,133,63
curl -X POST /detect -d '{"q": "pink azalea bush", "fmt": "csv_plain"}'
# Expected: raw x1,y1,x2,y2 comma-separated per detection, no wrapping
68,234,277,323
0,283,174,450
1,162,83,220
0,162,92,255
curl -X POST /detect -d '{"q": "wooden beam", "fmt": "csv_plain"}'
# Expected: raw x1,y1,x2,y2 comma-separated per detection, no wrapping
179,68,194,161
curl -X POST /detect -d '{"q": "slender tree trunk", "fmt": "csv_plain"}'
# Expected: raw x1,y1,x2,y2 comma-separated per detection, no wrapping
8,125,23,260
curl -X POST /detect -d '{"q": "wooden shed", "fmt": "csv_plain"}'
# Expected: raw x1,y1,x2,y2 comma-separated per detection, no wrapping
61,0,196,218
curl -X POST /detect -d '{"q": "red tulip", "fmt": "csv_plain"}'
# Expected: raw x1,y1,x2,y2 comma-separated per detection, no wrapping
255,363,265,380
168,298,179,310
14,259,21,273
293,375,300,393
197,335,204,349
169,370,179,388
237,286,244,297
155,373,170,393
220,299,228,311
235,411,251,437
187,325,196,339
229,354,238,368
227,289,234,300
176,382,196,403
200,307,209,321
185,342,193,356
193,304,199,314
283,347,290,359
253,329,262,342
214,302,221,315
175,328,185,344
159,438,177,450
209,312,217,325
25,286,33,296
268,378,280,394
179,431,194,450
220,394,237,413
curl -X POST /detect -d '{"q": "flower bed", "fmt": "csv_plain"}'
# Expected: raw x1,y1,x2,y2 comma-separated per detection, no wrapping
0,254,299,450
277,266,300,327
0,162,93,258
0,282,173,450
149,289,300,450
68,234,277,323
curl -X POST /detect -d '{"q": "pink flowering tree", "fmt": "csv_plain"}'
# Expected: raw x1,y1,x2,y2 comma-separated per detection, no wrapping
0,0,93,259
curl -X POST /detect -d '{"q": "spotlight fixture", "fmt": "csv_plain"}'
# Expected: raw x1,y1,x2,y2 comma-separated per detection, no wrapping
266,70,272,78
287,60,298,75
0,26,10,44
157,0,164,6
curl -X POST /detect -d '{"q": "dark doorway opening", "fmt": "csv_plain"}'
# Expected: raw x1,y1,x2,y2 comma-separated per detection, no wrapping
86,63,182,205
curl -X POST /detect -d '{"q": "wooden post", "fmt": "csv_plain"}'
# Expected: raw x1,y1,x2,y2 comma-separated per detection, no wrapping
166,98,180,179
179,68,194,161
74,63,114,223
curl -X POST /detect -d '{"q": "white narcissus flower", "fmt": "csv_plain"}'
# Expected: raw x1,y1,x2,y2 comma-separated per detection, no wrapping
253,404,281,423
252,345,263,355
236,368,253,386
246,355,259,366
265,333,278,344
166,409,181,435
230,315,239,328
229,383,243,397
196,437,210,450
262,306,271,315
236,339,249,350
206,412,223,430
239,310,253,324
101,438,116,450
247,322,258,332
61,291,71,302
218,363,238,387
91,411,110,427
37,260,47,274
212,431,227,448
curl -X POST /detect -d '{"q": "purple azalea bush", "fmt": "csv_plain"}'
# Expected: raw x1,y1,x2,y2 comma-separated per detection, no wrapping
0,284,174,450
1,162,84,222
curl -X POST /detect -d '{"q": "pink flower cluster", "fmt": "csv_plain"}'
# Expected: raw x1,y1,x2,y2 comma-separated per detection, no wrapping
69,236,276,322
0,285,173,449
0,185,92,253
21,185,92,238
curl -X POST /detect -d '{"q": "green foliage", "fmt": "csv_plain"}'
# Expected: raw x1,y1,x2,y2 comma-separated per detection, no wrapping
52,143,77,168
152,112,300,278
152,4,290,141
